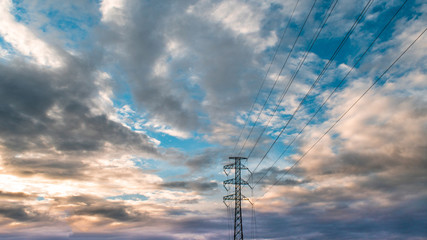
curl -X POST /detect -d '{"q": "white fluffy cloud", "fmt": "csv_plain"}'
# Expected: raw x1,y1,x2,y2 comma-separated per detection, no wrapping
0,0,62,67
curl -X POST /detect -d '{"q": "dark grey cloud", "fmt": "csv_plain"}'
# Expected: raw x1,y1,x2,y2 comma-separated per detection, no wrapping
55,194,99,206
295,142,427,198
53,194,148,222
0,229,176,240
0,203,47,222
3,156,87,179
166,209,195,216
254,193,427,239
73,205,144,222
250,139,427,239
168,216,229,239
0,50,158,179
68,233,177,240
0,62,58,151
177,199,199,204
251,166,311,186
184,147,227,171
313,149,426,177
0,58,157,151
161,180,218,192
99,0,267,134
249,97,427,239
171,15,262,114
163,146,230,177
100,0,201,131
0,191,32,199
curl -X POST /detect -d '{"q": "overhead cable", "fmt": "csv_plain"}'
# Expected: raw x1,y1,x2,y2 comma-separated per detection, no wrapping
253,0,409,188
248,0,374,178
257,26,426,201
237,0,318,156
232,0,301,155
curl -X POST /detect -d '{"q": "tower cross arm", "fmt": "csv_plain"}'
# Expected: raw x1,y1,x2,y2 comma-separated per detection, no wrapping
223,178,250,185
224,163,249,170
223,193,251,201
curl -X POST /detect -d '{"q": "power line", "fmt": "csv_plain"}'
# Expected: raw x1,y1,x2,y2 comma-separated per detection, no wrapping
254,205,258,240
237,0,318,156
257,26,427,201
232,0,301,155
253,0,409,188
227,205,232,240
246,0,341,160
251,201,258,240
248,0,374,177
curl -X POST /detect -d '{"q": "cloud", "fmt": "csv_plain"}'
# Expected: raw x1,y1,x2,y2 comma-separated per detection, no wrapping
252,32,427,240
0,58,163,204
253,192,427,239
0,203,47,222
99,1,202,132
0,49,159,152
160,180,218,192
184,147,227,171
3,156,87,179
73,205,145,222
97,0,281,142
0,0,63,67
99,0,126,26
251,166,310,186
0,0,426,239
0,191,32,199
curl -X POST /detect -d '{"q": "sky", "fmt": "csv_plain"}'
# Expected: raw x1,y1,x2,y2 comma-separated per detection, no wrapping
0,0,426,239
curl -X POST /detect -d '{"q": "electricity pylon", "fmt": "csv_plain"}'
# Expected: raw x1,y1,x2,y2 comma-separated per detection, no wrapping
223,156,252,240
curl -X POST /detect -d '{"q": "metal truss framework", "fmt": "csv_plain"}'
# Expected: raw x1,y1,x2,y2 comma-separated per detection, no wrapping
223,156,252,240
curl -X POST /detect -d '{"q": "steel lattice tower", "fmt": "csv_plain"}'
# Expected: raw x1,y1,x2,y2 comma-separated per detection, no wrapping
223,156,251,240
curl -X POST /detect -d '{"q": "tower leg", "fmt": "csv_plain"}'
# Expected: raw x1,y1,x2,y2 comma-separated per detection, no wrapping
234,157,243,240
